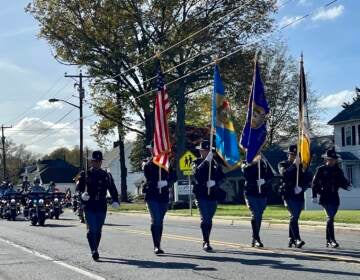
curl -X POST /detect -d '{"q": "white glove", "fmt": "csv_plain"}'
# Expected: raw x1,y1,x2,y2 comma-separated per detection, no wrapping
81,192,90,201
256,179,265,187
157,180,168,188
111,202,120,208
205,151,213,162
294,186,303,195
293,156,300,166
312,197,318,204
207,180,216,188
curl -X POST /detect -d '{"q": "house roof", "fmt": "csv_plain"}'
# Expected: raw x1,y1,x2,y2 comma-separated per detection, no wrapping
328,100,360,125
338,152,360,161
24,159,79,184
39,166,79,184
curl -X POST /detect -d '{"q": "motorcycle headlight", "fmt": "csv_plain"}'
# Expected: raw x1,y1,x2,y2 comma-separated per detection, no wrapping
54,198,59,203
10,199,16,204
38,199,44,205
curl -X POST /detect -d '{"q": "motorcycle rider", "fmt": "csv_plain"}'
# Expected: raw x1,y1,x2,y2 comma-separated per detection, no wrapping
30,178,45,192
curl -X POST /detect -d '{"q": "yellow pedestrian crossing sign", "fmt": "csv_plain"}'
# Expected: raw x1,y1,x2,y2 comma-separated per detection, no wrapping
179,151,196,175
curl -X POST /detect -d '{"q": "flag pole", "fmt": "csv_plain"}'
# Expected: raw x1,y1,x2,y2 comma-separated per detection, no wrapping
258,155,261,194
208,60,217,195
296,53,304,189
159,164,162,194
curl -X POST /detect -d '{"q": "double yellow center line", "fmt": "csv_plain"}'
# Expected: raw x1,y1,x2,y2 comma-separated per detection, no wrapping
103,225,360,265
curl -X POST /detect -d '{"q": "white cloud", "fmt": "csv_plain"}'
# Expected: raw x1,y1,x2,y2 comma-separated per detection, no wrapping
7,117,88,154
34,100,64,110
279,16,304,28
298,0,312,6
312,5,344,21
318,90,355,109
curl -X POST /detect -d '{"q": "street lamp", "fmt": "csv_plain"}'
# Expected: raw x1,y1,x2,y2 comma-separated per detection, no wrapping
48,96,84,170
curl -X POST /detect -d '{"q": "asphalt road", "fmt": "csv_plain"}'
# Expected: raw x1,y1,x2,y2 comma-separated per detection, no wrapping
0,210,359,280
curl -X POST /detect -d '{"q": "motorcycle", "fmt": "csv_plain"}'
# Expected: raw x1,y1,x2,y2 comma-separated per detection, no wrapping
3,192,22,221
49,192,65,219
0,198,7,219
27,192,51,226
72,192,85,223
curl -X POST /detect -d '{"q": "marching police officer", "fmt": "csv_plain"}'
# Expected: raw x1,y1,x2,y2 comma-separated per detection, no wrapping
312,148,351,248
192,140,225,252
242,155,273,248
278,145,312,248
77,151,120,261
143,141,176,255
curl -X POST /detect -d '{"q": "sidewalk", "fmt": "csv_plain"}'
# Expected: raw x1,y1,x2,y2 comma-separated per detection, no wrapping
108,210,360,234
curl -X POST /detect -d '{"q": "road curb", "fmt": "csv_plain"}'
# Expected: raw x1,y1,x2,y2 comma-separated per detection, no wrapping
108,210,360,234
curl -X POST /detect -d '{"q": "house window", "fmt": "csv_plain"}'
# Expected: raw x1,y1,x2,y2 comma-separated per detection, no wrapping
352,126,356,145
346,165,353,185
341,127,345,146
345,127,352,146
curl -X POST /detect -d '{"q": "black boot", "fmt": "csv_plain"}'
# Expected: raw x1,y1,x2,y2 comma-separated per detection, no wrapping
288,223,295,247
201,223,213,251
326,219,339,248
251,219,263,247
151,225,164,255
87,232,99,261
156,225,164,254
288,238,295,248
295,240,305,248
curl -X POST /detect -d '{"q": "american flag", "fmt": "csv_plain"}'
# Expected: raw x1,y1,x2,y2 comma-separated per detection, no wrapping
152,65,171,170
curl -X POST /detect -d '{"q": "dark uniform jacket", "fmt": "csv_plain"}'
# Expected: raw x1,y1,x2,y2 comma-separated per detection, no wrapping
143,158,176,203
192,158,225,201
243,160,273,198
278,160,312,201
312,164,350,206
77,167,119,211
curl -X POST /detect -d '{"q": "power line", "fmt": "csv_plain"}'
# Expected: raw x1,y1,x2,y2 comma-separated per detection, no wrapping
93,2,266,86
94,0,340,105
23,108,76,146
8,75,65,124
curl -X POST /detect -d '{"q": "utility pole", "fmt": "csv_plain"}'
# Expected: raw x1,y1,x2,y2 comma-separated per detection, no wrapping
1,125,12,180
64,70,90,170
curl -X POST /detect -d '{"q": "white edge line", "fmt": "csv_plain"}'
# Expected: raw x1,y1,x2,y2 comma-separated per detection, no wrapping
0,237,105,280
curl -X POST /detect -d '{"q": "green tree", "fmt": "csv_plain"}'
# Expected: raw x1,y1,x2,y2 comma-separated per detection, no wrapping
1,140,38,183
27,0,277,178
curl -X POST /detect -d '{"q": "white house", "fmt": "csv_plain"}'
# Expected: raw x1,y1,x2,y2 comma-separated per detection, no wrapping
305,99,360,210
103,142,144,196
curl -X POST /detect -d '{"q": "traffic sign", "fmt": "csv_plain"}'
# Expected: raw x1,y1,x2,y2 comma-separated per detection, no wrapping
179,151,196,173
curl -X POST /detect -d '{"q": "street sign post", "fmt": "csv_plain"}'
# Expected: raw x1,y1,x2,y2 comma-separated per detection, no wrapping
179,151,196,216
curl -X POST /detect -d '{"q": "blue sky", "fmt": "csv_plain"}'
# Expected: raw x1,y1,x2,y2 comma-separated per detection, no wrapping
276,0,359,129
0,0,358,154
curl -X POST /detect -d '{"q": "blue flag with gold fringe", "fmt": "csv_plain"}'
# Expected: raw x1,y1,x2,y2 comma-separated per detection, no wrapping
240,59,269,164
212,65,241,167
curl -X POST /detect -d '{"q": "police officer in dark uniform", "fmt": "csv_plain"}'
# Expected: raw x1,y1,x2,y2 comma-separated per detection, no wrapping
278,145,312,248
22,176,30,193
31,178,46,192
242,155,273,248
77,151,120,261
143,141,176,255
312,148,351,248
192,140,225,252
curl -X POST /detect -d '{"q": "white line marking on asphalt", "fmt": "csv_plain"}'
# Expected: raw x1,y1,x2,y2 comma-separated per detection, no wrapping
0,237,105,280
